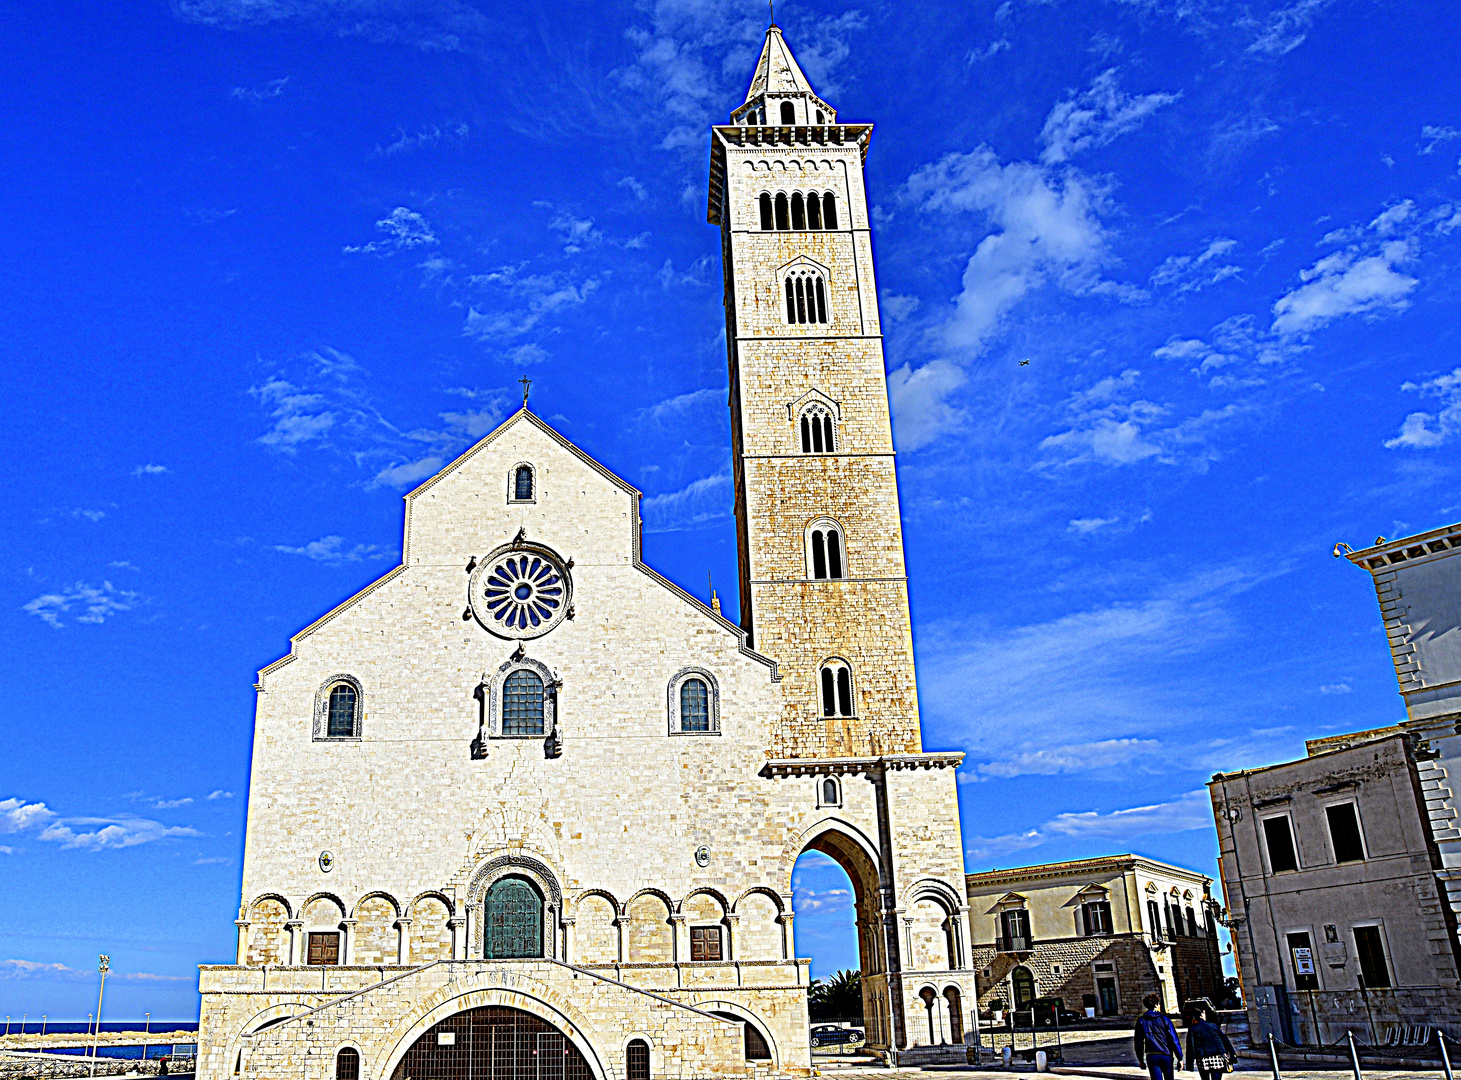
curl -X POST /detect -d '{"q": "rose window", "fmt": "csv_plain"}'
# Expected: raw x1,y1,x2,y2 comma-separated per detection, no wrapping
469,545,572,640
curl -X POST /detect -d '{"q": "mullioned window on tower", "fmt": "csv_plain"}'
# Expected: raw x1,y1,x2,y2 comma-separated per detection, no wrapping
800,406,835,452
785,273,828,324
758,192,837,232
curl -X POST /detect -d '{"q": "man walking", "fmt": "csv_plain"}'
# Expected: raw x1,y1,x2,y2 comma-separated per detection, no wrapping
1134,993,1183,1080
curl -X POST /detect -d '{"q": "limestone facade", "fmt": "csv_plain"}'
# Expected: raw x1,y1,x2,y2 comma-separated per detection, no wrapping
198,23,976,1080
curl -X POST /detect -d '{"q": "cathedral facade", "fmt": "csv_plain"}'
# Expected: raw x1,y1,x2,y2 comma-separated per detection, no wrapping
197,26,976,1080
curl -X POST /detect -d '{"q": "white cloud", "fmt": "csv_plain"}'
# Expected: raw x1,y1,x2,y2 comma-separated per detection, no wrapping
151,797,194,810
2,796,198,852
547,211,602,254
22,581,141,628
1319,683,1352,694
173,0,492,52
371,457,443,489
1385,367,1461,449
636,387,723,426
343,207,438,254
1246,0,1335,56
250,376,336,450
230,76,288,102
1420,125,1461,156
1271,240,1417,336
377,122,468,155
618,176,648,200
887,360,968,451
206,790,234,800
274,535,392,563
0,959,189,982
969,738,1162,779
880,293,920,323
965,39,1011,64
1,798,56,833
133,463,168,476
642,473,732,532
1069,516,1120,534
1150,238,1242,293
1039,69,1179,164
195,855,232,865
966,790,1213,862
463,266,600,343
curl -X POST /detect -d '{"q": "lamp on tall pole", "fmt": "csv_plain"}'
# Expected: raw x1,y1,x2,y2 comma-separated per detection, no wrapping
89,954,109,1078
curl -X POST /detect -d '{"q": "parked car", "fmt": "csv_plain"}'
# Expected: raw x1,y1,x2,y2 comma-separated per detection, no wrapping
1032,997,1083,1026
809,1025,865,1048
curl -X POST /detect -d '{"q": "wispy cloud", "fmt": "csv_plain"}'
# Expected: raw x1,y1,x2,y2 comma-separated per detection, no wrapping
230,76,288,102
967,738,1163,779
206,790,234,800
22,581,141,628
172,0,491,52
642,473,732,532
133,464,168,476
376,122,468,155
1385,367,1461,449
1,796,198,852
1420,125,1461,156
1245,0,1335,56
273,535,392,562
1039,69,1179,165
965,790,1213,862
0,958,188,982
1151,238,1241,293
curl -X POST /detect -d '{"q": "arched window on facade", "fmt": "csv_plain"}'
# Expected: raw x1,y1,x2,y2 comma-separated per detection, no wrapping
822,777,839,805
1011,966,1036,1009
809,522,845,580
680,678,710,732
774,193,789,231
759,193,773,231
807,192,822,230
626,1040,650,1080
513,465,533,501
784,271,828,325
822,192,838,229
819,660,854,718
815,109,825,124
780,101,795,124
790,192,806,230
483,875,544,958
335,1047,360,1080
800,404,835,453
502,670,545,735
327,683,358,738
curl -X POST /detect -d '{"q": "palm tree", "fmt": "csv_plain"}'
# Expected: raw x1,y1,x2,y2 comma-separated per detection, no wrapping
808,969,863,1020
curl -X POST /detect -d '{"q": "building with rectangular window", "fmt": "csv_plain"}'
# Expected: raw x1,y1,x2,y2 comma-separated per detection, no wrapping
965,856,1224,1020
1210,727,1461,1044
1209,520,1461,1046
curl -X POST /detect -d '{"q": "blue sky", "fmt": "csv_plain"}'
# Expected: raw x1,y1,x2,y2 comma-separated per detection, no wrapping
3,0,1460,1016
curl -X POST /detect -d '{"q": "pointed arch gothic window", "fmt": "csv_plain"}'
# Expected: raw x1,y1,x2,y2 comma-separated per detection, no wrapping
799,404,835,453
822,192,838,229
819,660,854,717
781,101,795,124
784,271,827,324
759,193,774,231
774,193,790,231
808,520,845,580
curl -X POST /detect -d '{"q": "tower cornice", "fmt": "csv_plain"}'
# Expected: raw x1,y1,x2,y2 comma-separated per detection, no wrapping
706,125,872,226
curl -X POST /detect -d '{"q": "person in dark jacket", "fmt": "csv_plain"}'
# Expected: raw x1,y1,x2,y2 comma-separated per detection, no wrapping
1183,1005,1236,1080
1134,993,1183,1080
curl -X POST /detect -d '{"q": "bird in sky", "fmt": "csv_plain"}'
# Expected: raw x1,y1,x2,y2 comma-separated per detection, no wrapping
1020,359,1030,366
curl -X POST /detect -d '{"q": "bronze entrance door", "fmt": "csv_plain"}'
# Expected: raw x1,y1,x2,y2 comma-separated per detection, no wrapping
484,877,543,959
390,1006,590,1080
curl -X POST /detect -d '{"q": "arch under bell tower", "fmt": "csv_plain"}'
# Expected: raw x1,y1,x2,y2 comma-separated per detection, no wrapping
708,23,920,761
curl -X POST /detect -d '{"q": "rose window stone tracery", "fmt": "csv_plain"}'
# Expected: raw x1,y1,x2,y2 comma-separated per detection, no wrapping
469,544,572,640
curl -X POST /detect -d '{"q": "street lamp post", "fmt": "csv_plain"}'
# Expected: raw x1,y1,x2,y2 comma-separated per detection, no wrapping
143,1012,150,1062
89,954,109,1078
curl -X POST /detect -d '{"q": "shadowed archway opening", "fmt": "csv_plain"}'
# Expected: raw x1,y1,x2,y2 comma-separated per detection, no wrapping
391,1006,589,1080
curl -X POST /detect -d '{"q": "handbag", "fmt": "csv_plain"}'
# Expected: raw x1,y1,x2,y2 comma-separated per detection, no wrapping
1198,1053,1234,1072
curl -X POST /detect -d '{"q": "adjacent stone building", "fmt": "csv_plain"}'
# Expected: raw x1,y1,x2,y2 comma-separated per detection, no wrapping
1207,521,1461,1045
965,856,1223,1021
197,25,978,1080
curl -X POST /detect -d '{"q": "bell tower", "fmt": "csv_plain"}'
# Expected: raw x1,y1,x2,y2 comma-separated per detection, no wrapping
708,24,920,760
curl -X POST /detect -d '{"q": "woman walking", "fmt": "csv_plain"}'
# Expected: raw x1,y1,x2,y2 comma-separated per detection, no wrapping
1184,1005,1237,1080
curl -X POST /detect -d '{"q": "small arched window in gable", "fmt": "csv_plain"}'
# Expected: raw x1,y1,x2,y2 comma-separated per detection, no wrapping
774,193,789,231
819,660,854,717
514,465,533,501
815,109,825,124
784,271,828,325
680,678,710,732
627,1041,650,1080
809,522,845,580
502,669,545,735
821,777,841,806
799,404,835,453
759,193,774,231
327,683,357,738
335,1048,360,1080
790,192,806,230
822,192,838,229
807,192,822,230
780,101,795,125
